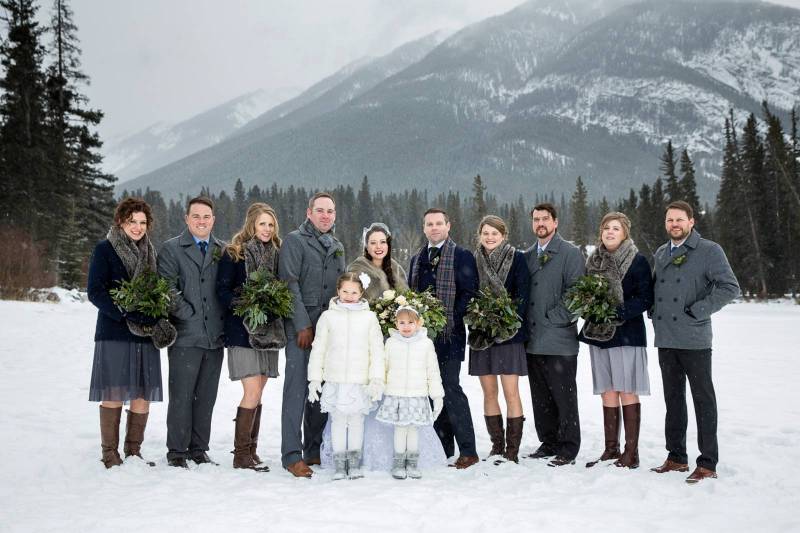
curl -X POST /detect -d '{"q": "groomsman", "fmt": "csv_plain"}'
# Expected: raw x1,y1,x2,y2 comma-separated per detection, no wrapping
158,196,226,468
650,201,739,484
278,192,345,477
408,208,480,468
524,203,585,467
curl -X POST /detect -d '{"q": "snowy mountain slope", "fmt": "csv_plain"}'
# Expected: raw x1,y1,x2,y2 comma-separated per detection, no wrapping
103,87,299,182
122,0,800,202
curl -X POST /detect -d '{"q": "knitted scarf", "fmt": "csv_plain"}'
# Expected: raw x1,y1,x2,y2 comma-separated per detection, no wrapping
302,218,336,251
107,226,177,349
475,241,515,295
410,238,456,341
242,238,286,351
582,238,637,342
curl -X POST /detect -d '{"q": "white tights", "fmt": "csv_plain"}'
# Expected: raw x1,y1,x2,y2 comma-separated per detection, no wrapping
330,413,365,453
393,425,419,454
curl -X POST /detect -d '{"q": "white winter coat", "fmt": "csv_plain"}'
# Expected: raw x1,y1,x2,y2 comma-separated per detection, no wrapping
383,328,444,399
307,298,385,385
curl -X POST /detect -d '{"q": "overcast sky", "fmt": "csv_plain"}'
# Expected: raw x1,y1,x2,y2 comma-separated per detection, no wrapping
60,0,800,140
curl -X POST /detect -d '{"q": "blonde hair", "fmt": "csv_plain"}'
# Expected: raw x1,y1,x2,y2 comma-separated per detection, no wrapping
477,215,508,240
597,212,631,244
226,203,282,261
336,272,364,293
395,308,421,322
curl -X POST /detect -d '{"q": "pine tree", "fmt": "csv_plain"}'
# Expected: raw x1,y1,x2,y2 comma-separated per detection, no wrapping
678,148,704,233
233,178,246,222
570,176,589,254
355,175,372,233
660,140,681,202
471,174,487,219
739,113,769,297
57,197,84,288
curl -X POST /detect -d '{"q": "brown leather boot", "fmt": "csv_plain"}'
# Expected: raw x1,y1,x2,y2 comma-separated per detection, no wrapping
251,404,263,465
233,406,257,469
99,405,123,469
124,410,156,466
586,405,621,468
502,416,524,463
484,415,504,459
615,403,640,469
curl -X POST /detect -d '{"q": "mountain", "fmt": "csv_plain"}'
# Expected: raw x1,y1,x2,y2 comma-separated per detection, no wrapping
103,87,299,182
122,0,800,202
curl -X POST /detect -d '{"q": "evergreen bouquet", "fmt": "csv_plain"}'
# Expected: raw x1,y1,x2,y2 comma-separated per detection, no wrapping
371,289,447,339
232,268,294,332
110,271,173,320
564,274,619,325
464,287,522,351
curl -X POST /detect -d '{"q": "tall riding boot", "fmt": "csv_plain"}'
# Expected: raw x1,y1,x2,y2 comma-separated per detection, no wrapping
99,405,123,468
233,406,258,469
124,410,155,466
502,416,524,463
484,414,505,459
586,405,621,468
251,404,263,465
615,403,641,469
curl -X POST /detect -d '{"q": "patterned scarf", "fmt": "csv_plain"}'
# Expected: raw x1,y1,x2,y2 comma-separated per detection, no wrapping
106,226,177,349
582,238,637,342
475,241,515,295
302,218,335,250
410,238,456,341
241,238,286,351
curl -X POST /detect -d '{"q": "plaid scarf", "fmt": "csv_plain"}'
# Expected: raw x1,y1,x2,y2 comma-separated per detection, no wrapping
411,238,456,341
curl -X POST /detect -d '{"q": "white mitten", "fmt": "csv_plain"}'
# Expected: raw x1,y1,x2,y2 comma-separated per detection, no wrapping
367,379,384,402
432,397,444,420
307,380,322,403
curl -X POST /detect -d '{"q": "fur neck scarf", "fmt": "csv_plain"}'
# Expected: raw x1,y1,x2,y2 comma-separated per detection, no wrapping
475,241,515,295
582,238,637,342
241,238,286,351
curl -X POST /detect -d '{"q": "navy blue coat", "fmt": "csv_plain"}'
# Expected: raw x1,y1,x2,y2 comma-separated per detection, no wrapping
578,252,654,349
474,250,530,346
215,251,251,348
408,242,479,361
87,239,147,343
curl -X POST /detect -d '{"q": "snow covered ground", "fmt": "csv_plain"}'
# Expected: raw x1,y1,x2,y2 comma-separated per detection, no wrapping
1,299,798,533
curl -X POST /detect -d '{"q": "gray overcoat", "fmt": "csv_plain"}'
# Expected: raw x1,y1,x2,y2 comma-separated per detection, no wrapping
157,229,225,349
652,230,740,350
278,224,345,336
524,233,586,356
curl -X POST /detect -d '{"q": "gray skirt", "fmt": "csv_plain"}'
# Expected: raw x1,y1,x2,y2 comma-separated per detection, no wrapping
227,346,279,380
589,345,650,395
468,342,528,376
89,340,163,402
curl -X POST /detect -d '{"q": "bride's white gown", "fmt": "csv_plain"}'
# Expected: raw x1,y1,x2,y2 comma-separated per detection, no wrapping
320,409,447,471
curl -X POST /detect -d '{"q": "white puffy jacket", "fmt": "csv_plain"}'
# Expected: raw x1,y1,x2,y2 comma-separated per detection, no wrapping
307,298,385,385
383,328,444,399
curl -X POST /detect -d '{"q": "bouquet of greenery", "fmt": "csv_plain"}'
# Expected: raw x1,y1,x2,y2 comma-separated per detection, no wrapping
110,271,173,319
371,288,447,339
564,274,619,325
464,287,522,351
232,268,294,332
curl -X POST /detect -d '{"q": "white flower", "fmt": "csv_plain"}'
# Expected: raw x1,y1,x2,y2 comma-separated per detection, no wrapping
395,295,408,306
358,272,371,290
382,289,396,300
379,310,389,319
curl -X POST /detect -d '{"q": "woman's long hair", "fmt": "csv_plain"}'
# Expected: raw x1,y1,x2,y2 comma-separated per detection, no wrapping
226,203,282,261
363,224,395,288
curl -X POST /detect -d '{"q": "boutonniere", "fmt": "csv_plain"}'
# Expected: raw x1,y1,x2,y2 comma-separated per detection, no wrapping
211,247,222,263
334,248,344,258
538,253,551,266
432,256,440,267
672,254,687,267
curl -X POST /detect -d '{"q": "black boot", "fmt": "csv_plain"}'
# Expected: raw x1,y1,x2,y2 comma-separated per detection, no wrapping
586,405,621,468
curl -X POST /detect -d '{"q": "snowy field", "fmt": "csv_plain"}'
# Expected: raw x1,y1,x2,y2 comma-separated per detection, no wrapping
1,298,798,533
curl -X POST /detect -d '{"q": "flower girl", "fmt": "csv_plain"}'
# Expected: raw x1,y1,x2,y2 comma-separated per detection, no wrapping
307,272,385,480
376,306,444,479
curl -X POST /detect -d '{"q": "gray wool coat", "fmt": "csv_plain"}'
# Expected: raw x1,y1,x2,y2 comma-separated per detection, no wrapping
157,229,225,349
652,230,740,350
278,223,346,336
524,233,586,356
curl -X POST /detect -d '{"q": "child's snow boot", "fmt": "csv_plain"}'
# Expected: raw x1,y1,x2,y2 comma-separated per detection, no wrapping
348,450,364,479
406,452,422,479
332,452,348,481
391,452,407,479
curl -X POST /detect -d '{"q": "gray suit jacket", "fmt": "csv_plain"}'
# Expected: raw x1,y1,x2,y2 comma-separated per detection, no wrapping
278,223,345,336
652,230,740,350
524,233,585,356
157,229,225,349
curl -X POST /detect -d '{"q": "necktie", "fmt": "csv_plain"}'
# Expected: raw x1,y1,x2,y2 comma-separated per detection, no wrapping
428,246,440,263
199,241,208,257
537,246,544,258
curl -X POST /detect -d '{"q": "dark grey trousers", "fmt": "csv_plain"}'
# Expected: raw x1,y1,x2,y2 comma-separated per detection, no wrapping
166,346,223,460
433,358,477,458
281,336,328,468
658,348,718,470
526,354,581,459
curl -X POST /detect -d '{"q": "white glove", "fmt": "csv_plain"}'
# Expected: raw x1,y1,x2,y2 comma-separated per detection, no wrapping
432,397,443,420
307,380,322,403
367,379,384,402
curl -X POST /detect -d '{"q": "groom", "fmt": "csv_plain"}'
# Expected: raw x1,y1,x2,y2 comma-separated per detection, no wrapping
408,208,479,468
